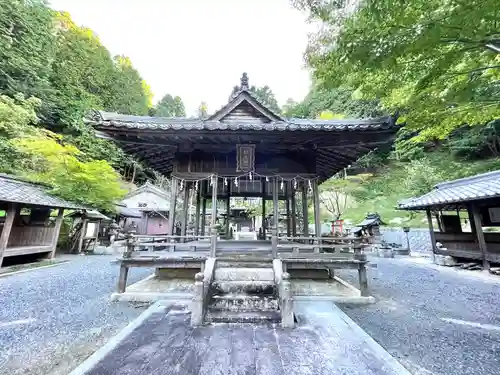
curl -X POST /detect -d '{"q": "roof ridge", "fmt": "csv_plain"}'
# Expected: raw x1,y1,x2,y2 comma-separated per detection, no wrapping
435,170,500,189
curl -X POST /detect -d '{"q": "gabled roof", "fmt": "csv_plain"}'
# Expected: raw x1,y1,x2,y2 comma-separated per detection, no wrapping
124,181,170,201
398,170,500,210
208,73,284,122
0,174,82,209
89,110,395,132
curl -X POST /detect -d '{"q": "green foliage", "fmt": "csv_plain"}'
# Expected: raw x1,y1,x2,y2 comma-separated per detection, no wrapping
15,134,126,210
0,0,55,100
155,94,186,117
295,0,500,138
283,84,383,119
0,94,126,210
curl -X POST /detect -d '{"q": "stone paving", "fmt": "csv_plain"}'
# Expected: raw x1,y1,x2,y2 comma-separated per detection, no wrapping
84,302,409,375
337,256,500,375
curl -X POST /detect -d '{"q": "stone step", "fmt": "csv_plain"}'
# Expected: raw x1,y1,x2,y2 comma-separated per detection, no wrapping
205,310,281,324
212,280,276,294
211,294,279,312
216,261,273,268
214,267,274,282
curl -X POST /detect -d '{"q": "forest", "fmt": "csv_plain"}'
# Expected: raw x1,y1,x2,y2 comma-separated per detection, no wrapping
1,0,499,224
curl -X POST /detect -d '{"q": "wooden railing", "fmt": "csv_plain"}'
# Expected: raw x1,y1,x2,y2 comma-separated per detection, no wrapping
123,234,213,257
276,235,369,258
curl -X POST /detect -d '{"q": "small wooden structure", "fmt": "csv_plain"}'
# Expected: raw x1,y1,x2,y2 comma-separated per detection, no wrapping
0,174,81,266
66,210,110,253
399,170,500,270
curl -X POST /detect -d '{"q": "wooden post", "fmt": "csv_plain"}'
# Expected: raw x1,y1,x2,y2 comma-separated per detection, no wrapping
262,180,266,239
471,204,490,271
181,182,190,241
195,185,201,236
225,184,230,239
168,178,178,236
312,179,321,252
358,263,369,297
49,208,65,259
285,182,291,237
291,183,297,237
426,209,437,256
210,175,218,257
201,197,207,236
77,218,88,253
272,177,279,257
0,203,18,267
117,264,129,293
301,184,309,236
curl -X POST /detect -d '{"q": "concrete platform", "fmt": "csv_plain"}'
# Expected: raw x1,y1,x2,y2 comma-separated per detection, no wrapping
111,273,374,304
69,300,411,375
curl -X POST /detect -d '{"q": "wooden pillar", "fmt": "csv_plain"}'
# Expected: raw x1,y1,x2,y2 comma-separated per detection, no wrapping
312,179,321,252
272,177,279,257
285,182,291,237
194,186,201,236
77,218,88,253
302,184,309,236
168,178,178,236
291,183,297,237
210,175,218,257
261,180,266,239
0,203,18,267
225,186,230,239
117,264,129,293
201,185,207,236
426,209,437,254
49,208,65,259
181,182,190,241
471,204,490,271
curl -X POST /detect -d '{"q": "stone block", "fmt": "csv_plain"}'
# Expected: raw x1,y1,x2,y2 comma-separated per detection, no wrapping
288,268,330,279
434,254,457,267
155,268,199,279
377,248,394,258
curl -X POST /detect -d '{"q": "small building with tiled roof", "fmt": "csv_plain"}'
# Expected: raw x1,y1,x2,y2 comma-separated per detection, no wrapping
398,170,500,270
0,174,81,266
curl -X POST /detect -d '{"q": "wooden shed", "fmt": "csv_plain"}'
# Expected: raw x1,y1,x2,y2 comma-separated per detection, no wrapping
0,174,81,267
399,170,500,270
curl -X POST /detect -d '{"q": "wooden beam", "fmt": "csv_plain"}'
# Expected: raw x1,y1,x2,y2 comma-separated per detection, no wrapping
194,185,201,236
49,208,65,259
272,177,279,257
181,183,190,240
291,182,297,237
312,179,321,252
0,203,18,267
210,175,218,257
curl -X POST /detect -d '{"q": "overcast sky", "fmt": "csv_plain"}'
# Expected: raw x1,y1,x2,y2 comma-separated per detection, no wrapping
49,0,313,116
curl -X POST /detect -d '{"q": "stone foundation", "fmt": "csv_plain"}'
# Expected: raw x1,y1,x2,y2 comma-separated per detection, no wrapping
288,268,331,279
433,254,457,267
155,268,199,279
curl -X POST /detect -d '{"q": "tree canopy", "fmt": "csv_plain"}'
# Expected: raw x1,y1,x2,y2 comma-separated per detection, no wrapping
154,94,186,117
294,0,500,139
0,0,159,210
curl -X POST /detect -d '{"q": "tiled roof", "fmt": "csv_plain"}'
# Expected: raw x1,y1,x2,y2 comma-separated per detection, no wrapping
398,170,500,210
89,110,395,132
0,174,82,209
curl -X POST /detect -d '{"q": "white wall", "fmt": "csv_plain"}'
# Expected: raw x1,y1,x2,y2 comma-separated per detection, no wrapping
121,191,170,212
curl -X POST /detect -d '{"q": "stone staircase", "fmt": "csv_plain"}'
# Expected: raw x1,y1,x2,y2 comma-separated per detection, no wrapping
205,262,281,324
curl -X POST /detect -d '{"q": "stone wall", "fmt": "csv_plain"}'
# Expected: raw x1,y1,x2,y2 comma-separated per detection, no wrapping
381,227,432,254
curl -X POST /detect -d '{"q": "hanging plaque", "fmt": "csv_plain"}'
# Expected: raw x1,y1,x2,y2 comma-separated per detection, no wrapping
236,144,255,172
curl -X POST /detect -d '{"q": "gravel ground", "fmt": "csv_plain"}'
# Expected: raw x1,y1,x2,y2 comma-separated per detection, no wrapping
0,255,152,375
336,256,500,375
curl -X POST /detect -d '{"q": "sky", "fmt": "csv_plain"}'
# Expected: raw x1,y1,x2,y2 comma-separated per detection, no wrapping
48,0,314,116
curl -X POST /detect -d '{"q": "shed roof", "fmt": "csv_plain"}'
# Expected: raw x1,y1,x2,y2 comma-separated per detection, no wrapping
398,170,500,210
0,174,82,209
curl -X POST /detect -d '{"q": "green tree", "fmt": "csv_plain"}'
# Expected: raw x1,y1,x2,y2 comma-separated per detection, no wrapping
155,94,186,117
0,0,55,101
231,84,282,114
294,0,500,139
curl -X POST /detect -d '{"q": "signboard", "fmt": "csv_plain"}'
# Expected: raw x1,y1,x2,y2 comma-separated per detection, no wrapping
236,144,255,172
